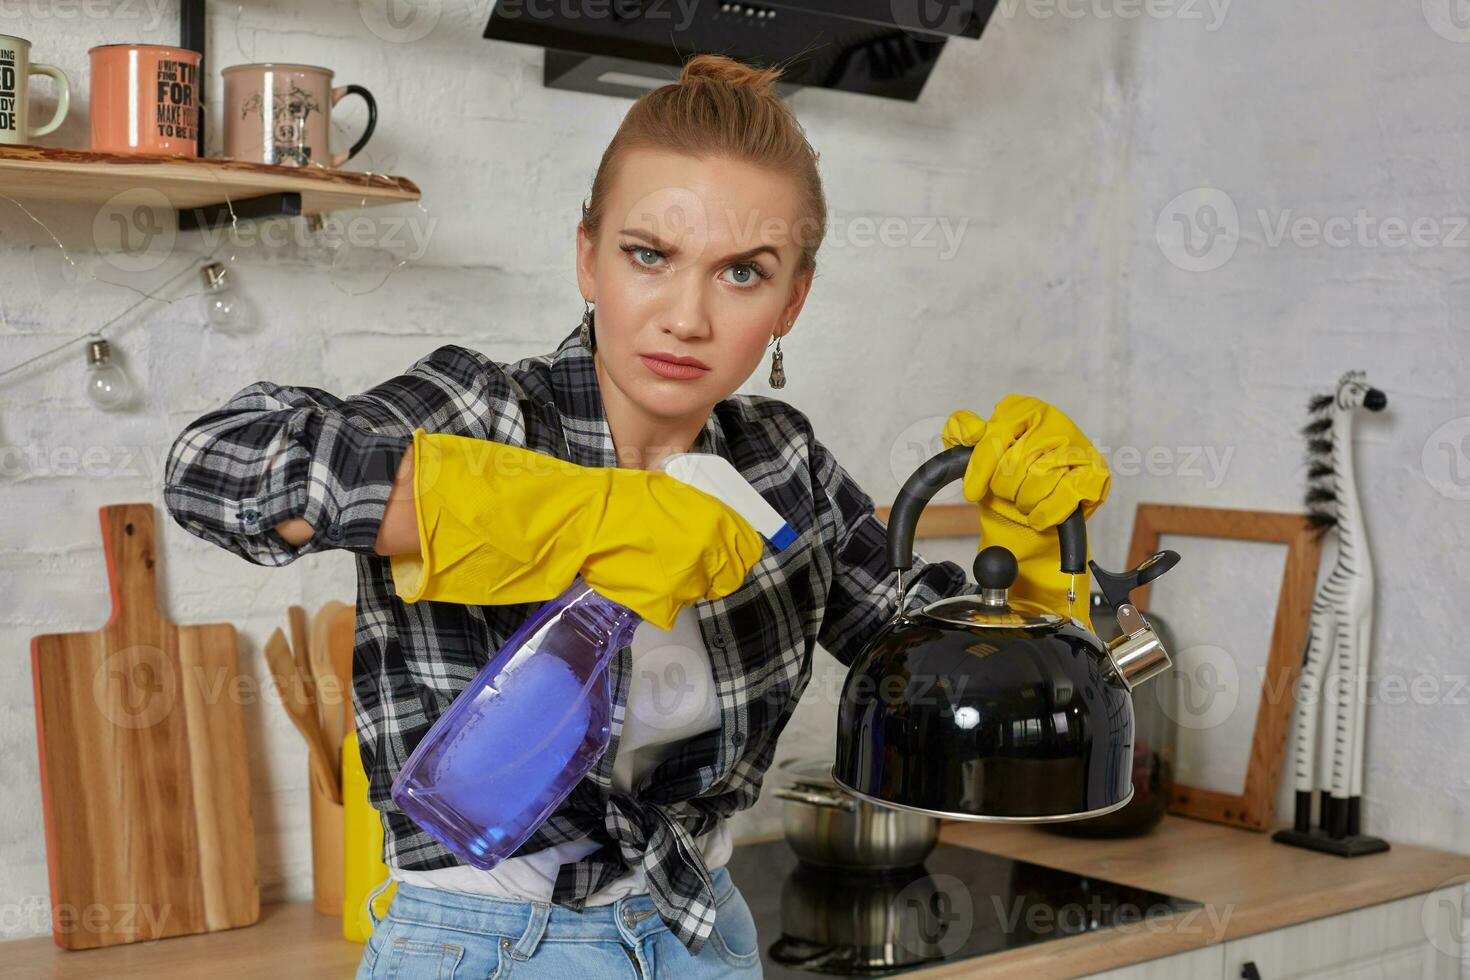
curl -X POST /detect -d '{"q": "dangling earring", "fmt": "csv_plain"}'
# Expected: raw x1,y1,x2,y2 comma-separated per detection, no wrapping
579,299,596,351
768,322,790,389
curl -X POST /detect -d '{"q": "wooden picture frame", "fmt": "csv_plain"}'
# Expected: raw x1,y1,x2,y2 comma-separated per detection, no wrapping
873,502,975,540
1128,504,1323,832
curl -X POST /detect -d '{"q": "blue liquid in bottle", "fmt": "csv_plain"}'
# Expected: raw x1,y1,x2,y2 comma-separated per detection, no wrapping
390,577,641,868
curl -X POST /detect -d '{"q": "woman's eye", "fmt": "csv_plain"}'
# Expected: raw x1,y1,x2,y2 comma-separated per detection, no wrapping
622,244,663,268
723,263,768,287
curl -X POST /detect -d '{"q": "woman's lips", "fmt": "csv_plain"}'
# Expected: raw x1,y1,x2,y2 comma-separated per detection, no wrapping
640,354,711,380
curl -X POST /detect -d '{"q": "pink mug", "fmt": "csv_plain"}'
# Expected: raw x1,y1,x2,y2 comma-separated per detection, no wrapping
222,63,377,169
89,43,200,157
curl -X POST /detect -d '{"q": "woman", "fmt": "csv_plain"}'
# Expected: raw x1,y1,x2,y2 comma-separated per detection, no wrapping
164,54,1109,980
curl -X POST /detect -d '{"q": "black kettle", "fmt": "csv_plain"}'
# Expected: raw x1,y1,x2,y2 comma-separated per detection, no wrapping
831,444,1181,823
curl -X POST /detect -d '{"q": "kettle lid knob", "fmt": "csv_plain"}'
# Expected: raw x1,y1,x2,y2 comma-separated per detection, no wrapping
922,544,1064,628
973,546,1018,592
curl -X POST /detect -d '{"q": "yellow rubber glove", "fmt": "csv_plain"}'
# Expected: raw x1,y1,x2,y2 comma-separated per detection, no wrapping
941,395,1111,632
388,427,765,630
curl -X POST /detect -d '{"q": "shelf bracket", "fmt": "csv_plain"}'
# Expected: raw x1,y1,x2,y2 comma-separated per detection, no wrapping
177,193,303,232
181,0,206,157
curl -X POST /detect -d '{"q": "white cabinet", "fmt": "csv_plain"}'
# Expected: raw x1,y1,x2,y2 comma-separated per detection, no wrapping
1223,886,1464,980
1085,885,1465,980
1084,944,1225,979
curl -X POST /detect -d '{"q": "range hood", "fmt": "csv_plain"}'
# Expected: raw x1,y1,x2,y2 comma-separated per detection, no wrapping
484,0,998,101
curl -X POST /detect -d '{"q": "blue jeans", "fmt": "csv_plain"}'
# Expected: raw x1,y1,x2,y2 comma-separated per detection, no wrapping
355,866,763,979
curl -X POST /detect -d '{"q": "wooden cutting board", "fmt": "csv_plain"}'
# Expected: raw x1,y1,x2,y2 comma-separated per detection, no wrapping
30,503,259,950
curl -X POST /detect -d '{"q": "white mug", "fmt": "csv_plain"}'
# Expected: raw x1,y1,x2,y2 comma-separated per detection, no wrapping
0,34,69,146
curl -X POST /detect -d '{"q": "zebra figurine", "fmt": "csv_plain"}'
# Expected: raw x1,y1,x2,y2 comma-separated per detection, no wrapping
1276,370,1389,855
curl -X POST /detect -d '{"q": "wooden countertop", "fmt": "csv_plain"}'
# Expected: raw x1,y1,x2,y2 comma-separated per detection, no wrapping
4,815,1468,979
0,899,361,980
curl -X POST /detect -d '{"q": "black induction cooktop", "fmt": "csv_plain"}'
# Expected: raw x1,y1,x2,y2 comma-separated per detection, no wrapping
723,839,1200,977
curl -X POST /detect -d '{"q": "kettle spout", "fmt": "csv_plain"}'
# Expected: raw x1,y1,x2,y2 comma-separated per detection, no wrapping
1105,603,1172,689
1089,548,1181,688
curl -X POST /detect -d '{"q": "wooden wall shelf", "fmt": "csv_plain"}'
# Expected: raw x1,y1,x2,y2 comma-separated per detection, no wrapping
0,145,421,227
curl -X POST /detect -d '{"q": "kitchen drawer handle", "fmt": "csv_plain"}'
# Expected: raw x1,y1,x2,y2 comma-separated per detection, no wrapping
773,787,858,811
1241,962,1263,980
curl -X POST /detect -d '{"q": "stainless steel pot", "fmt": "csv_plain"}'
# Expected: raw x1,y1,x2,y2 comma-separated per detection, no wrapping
773,757,939,870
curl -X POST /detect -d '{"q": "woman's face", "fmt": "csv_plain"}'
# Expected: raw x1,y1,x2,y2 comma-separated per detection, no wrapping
576,148,813,424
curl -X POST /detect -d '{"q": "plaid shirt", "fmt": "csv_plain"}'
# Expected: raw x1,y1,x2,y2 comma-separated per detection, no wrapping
163,323,970,956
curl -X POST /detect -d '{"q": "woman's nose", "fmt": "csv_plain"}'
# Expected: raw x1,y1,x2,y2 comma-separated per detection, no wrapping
660,278,712,340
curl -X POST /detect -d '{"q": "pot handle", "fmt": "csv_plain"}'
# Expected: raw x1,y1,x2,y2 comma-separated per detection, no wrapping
886,444,1087,575
773,786,858,811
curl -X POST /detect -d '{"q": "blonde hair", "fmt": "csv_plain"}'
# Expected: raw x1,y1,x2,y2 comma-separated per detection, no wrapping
580,54,828,276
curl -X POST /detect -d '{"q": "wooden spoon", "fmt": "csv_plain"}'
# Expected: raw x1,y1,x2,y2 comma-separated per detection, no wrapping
264,627,339,804
309,600,349,780
287,605,316,709
328,604,356,748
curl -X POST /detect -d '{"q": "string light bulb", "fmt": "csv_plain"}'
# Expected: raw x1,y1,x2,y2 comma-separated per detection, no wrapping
200,261,259,334
302,213,346,271
84,338,133,411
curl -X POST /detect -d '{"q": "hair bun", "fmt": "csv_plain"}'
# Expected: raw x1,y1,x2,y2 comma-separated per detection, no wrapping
679,53,782,95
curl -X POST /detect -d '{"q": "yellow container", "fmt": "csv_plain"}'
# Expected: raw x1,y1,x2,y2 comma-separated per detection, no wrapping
341,730,395,942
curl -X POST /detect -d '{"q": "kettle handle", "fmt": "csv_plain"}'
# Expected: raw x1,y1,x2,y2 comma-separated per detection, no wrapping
886,445,1088,574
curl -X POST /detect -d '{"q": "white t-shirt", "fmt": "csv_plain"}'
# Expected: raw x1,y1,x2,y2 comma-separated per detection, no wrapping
390,605,731,903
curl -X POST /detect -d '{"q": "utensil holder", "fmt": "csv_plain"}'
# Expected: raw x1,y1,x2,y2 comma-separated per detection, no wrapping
309,764,345,916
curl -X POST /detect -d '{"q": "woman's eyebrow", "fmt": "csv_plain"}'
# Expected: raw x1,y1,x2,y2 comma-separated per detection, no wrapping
620,228,782,265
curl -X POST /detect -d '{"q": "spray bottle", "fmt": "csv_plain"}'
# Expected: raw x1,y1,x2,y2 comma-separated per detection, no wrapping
390,453,793,869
